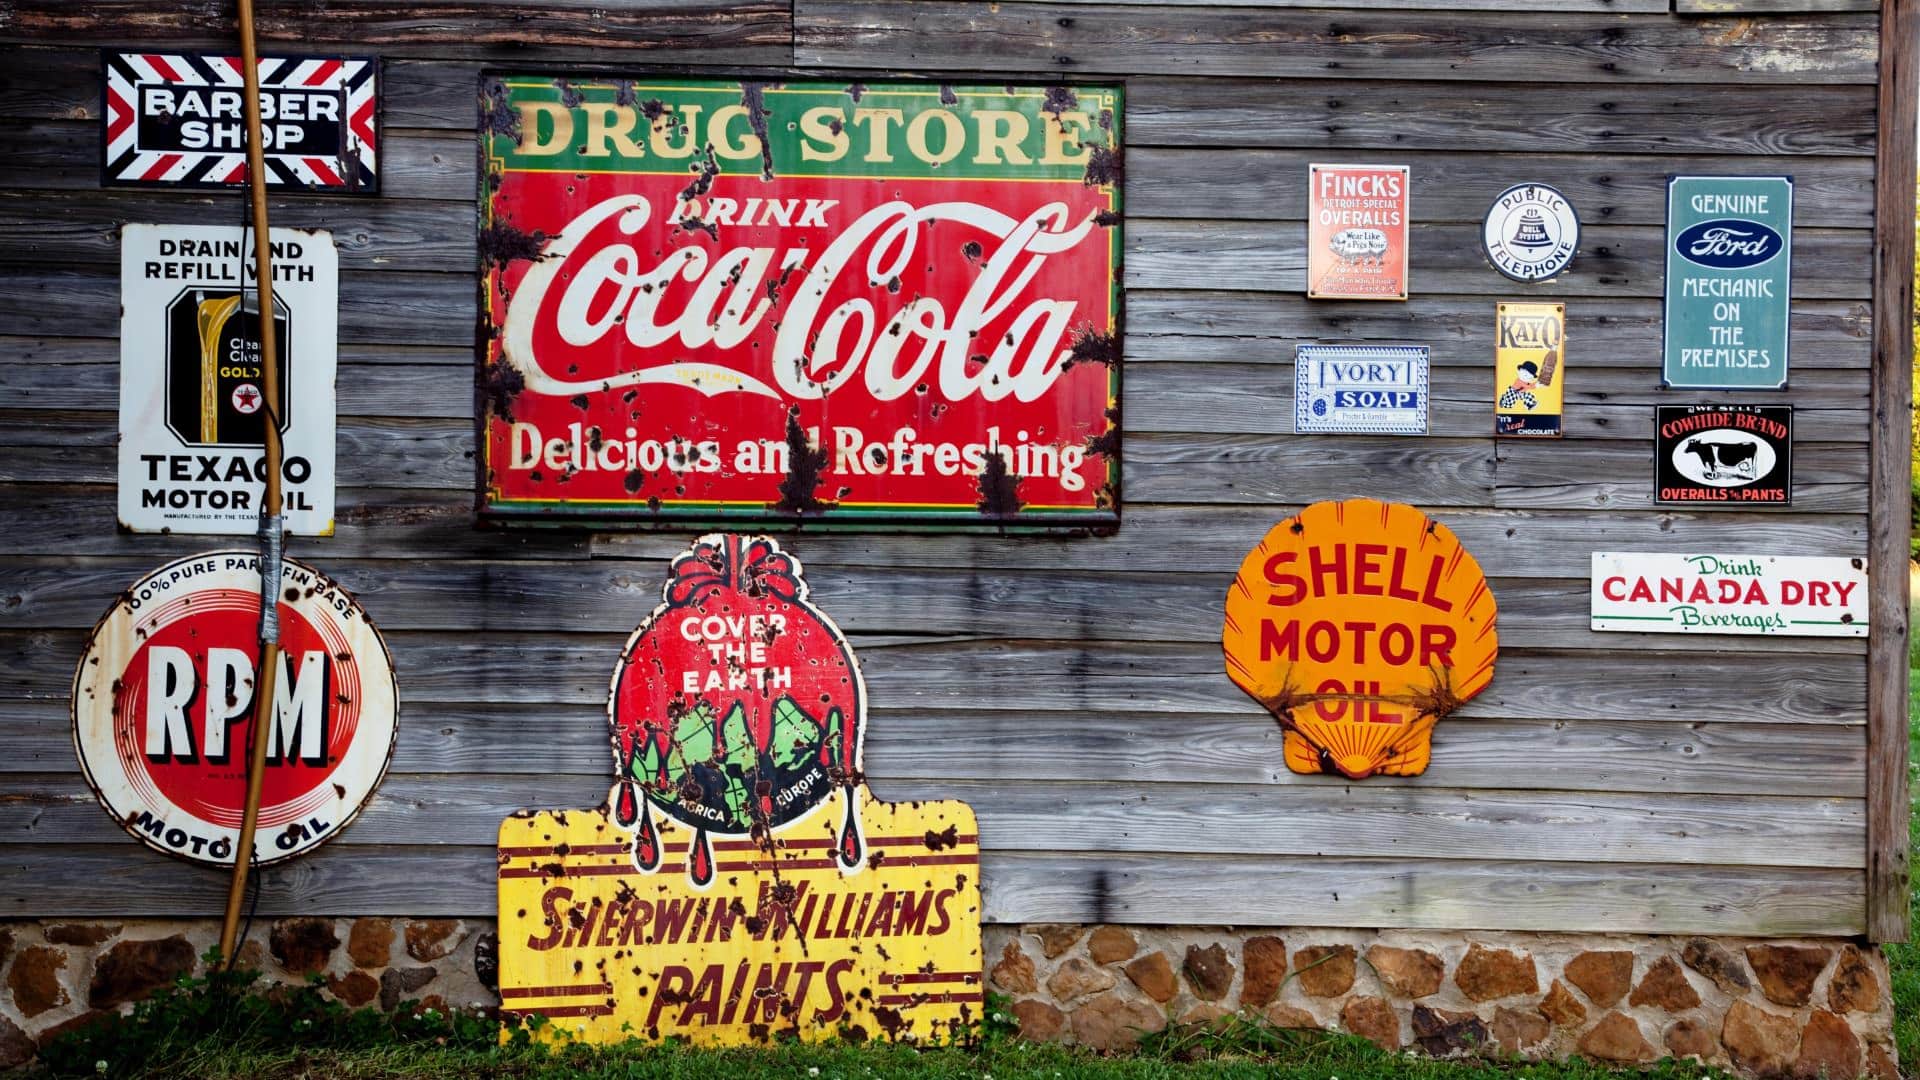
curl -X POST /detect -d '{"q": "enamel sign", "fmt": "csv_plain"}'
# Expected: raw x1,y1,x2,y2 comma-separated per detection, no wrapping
1663,176,1792,389
119,224,338,535
1655,405,1792,506
498,535,981,1045
1482,184,1578,283
1223,500,1498,779
1494,302,1564,438
71,552,398,867
1295,345,1428,435
1591,553,1864,636
104,52,378,193
1307,164,1409,300
479,77,1122,529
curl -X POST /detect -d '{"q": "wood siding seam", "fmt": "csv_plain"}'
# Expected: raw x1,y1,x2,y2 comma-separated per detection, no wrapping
1867,0,1915,943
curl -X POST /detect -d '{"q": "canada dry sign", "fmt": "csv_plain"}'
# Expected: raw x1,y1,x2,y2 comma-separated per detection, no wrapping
1222,500,1498,779
70,552,398,867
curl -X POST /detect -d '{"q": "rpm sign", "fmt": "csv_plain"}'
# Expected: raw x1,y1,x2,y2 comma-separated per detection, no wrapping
71,552,398,867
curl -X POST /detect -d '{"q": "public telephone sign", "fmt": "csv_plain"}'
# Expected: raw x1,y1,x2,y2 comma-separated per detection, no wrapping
1663,176,1792,389
478,76,1123,529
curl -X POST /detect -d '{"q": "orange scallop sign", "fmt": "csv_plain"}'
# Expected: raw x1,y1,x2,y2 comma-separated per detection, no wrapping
1223,499,1498,779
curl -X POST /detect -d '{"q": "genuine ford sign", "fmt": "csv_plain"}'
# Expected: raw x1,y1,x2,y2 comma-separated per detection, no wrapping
1674,219,1785,269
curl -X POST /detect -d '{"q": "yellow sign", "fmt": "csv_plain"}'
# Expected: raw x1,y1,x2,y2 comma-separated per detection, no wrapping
497,535,981,1045
1494,301,1565,437
1222,499,1498,779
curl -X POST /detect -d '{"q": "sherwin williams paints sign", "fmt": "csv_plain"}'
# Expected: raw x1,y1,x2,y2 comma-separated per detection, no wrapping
1222,500,1498,780
498,536,980,1045
479,77,1122,529
1591,552,1865,636
1663,176,1792,389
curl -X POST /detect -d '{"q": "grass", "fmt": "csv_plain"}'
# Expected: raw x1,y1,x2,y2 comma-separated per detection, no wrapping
1885,661,1920,1071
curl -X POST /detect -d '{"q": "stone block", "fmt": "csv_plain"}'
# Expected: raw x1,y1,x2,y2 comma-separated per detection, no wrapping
1047,957,1116,1003
1413,1004,1489,1057
1724,999,1801,1077
1367,944,1444,999
1564,949,1632,1008
1456,944,1537,1002
1087,926,1137,965
1683,938,1753,994
1628,955,1701,1011
1293,944,1356,997
1183,943,1234,1002
1240,935,1287,1007
990,940,1036,994
88,936,195,1009
1124,951,1178,1003
269,917,339,976
1665,1018,1718,1062
1794,1009,1862,1080
1011,999,1063,1042
347,918,395,969
1746,944,1832,1008
8,945,68,1018
1539,980,1587,1028
1032,925,1082,959
1828,945,1881,1014
1342,995,1400,1051
405,919,463,963
1580,1011,1655,1064
1069,991,1164,1051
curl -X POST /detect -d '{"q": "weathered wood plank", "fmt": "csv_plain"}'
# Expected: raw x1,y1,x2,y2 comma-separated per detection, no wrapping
1127,221,1872,299
0,485,585,561
0,1,795,63
3,773,1864,868
1126,295,1873,369
1,696,1864,796
0,557,1879,660
794,3,1878,84
0,190,476,271
1005,0,1672,10
1495,441,1871,513
1126,148,1876,228
1126,78,1877,157
0,616,1870,718
595,506,1868,580
1867,0,1912,944
0,843,1865,933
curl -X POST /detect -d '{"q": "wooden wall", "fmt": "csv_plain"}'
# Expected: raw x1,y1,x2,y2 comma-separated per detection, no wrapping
0,1,1889,937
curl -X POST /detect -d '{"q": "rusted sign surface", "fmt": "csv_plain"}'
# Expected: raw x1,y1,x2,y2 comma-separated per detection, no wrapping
497,535,981,1044
1222,500,1498,779
478,77,1122,529
1306,164,1408,300
71,552,398,866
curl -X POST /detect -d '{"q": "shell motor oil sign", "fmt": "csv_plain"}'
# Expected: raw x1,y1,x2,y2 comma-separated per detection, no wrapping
478,77,1122,529
498,535,981,1045
71,552,397,866
1222,500,1497,779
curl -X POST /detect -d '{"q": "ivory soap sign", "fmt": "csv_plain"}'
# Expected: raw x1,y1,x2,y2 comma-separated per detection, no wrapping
71,552,398,867
1295,345,1428,435
119,224,338,535
1307,164,1409,300
498,535,981,1046
479,76,1122,529
1663,176,1792,389
1591,553,1865,636
1223,500,1498,780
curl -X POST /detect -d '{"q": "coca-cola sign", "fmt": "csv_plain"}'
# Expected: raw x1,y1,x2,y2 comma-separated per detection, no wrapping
478,76,1123,528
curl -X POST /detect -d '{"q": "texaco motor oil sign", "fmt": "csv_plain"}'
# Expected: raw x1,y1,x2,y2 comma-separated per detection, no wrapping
119,224,338,535
498,535,981,1045
71,553,398,866
479,77,1122,529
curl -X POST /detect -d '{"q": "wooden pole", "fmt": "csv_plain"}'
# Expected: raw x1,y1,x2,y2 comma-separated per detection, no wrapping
218,0,288,966
1867,0,1917,943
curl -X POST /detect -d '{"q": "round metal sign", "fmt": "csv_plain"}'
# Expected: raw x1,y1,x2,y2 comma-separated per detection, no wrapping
1482,183,1580,283
71,551,398,867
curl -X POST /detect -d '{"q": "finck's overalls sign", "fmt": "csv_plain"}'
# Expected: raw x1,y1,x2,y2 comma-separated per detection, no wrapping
478,77,1122,528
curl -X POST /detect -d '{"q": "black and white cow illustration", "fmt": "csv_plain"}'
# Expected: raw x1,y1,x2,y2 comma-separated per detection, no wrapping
1682,437,1759,481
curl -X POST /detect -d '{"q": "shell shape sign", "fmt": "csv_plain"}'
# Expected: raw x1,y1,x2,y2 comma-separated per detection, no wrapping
498,535,981,1046
1223,500,1497,779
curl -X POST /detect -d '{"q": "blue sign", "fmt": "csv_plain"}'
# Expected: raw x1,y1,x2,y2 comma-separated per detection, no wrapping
1294,345,1429,435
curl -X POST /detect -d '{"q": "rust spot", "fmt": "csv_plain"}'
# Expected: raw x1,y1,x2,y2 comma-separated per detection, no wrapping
975,452,1023,519
1083,144,1123,187
614,81,638,108
1094,209,1121,227
478,361,526,424
554,78,583,109
739,82,778,180
938,85,958,106
923,824,959,851
1084,403,1121,459
961,240,983,261
1063,327,1120,369
1042,86,1078,115
772,412,833,515
844,83,867,102
641,98,667,122
480,78,522,143
477,222,548,268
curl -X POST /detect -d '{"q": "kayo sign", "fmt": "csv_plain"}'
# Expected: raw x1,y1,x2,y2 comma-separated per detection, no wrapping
71,552,398,867
479,77,1122,528
498,535,981,1045
1223,500,1498,780
104,52,378,192
119,223,338,535
1591,552,1865,636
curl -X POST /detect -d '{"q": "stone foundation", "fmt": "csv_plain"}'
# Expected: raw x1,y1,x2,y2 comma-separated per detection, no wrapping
0,919,1898,1077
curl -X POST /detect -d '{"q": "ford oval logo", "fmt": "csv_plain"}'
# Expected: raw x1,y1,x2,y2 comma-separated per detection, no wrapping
1675,219,1784,269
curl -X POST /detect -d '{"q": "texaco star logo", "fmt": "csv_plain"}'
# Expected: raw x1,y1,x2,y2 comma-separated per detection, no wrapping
231,383,262,414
